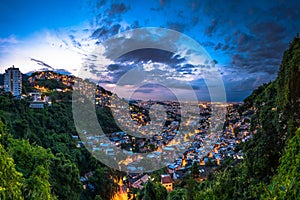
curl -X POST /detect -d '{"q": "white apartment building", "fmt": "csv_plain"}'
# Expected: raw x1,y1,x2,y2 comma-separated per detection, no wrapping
4,66,22,97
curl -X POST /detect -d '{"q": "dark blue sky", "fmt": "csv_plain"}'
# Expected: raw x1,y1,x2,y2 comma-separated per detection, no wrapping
0,0,300,101
0,0,89,38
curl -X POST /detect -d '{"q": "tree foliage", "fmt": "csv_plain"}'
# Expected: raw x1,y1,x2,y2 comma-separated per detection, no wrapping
138,181,167,200
88,167,118,200
0,144,24,200
262,128,300,199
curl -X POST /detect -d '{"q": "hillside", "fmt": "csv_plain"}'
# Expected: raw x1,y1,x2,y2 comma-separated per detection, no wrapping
187,37,300,200
0,71,123,199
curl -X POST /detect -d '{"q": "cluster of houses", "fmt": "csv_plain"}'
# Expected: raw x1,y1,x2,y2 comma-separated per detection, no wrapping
26,71,78,108
164,103,253,182
75,88,255,191
27,71,113,109
28,71,76,88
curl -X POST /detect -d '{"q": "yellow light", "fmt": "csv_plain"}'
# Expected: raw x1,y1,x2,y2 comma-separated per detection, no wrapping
111,177,129,200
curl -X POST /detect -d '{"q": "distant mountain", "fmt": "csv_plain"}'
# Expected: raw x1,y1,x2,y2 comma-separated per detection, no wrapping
53,69,72,75
26,68,72,76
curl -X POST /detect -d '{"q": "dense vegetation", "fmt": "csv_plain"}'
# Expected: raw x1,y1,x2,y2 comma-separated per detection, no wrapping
0,89,121,199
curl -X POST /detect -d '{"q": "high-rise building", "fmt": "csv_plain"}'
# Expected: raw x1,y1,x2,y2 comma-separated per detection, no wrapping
4,66,22,97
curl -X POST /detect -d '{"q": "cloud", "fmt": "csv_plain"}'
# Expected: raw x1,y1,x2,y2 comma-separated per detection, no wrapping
69,34,82,48
167,22,187,32
224,20,290,77
189,1,202,11
0,35,20,54
0,35,19,44
116,48,183,65
200,41,215,47
205,19,218,37
83,35,216,91
107,3,129,16
270,3,300,22
107,64,121,71
236,32,256,53
91,24,121,41
214,43,222,51
0,27,98,74
249,21,286,42
96,0,106,8
30,58,55,70
221,44,229,51
134,87,155,94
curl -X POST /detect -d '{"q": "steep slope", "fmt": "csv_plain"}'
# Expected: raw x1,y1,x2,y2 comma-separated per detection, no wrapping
262,128,300,199
181,37,300,200
277,37,300,138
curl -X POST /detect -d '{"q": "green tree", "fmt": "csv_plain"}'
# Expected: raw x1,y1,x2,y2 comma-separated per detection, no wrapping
8,139,54,200
262,128,300,199
0,144,24,200
186,178,198,200
140,181,167,200
13,119,29,139
88,166,118,200
155,183,168,200
49,153,83,199
168,189,187,200
143,181,158,200
23,165,52,200
94,195,103,200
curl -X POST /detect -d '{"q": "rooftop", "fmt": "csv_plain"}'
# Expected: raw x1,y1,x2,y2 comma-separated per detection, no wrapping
161,174,172,184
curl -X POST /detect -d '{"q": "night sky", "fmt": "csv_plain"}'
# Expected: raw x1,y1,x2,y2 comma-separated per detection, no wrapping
0,0,300,101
